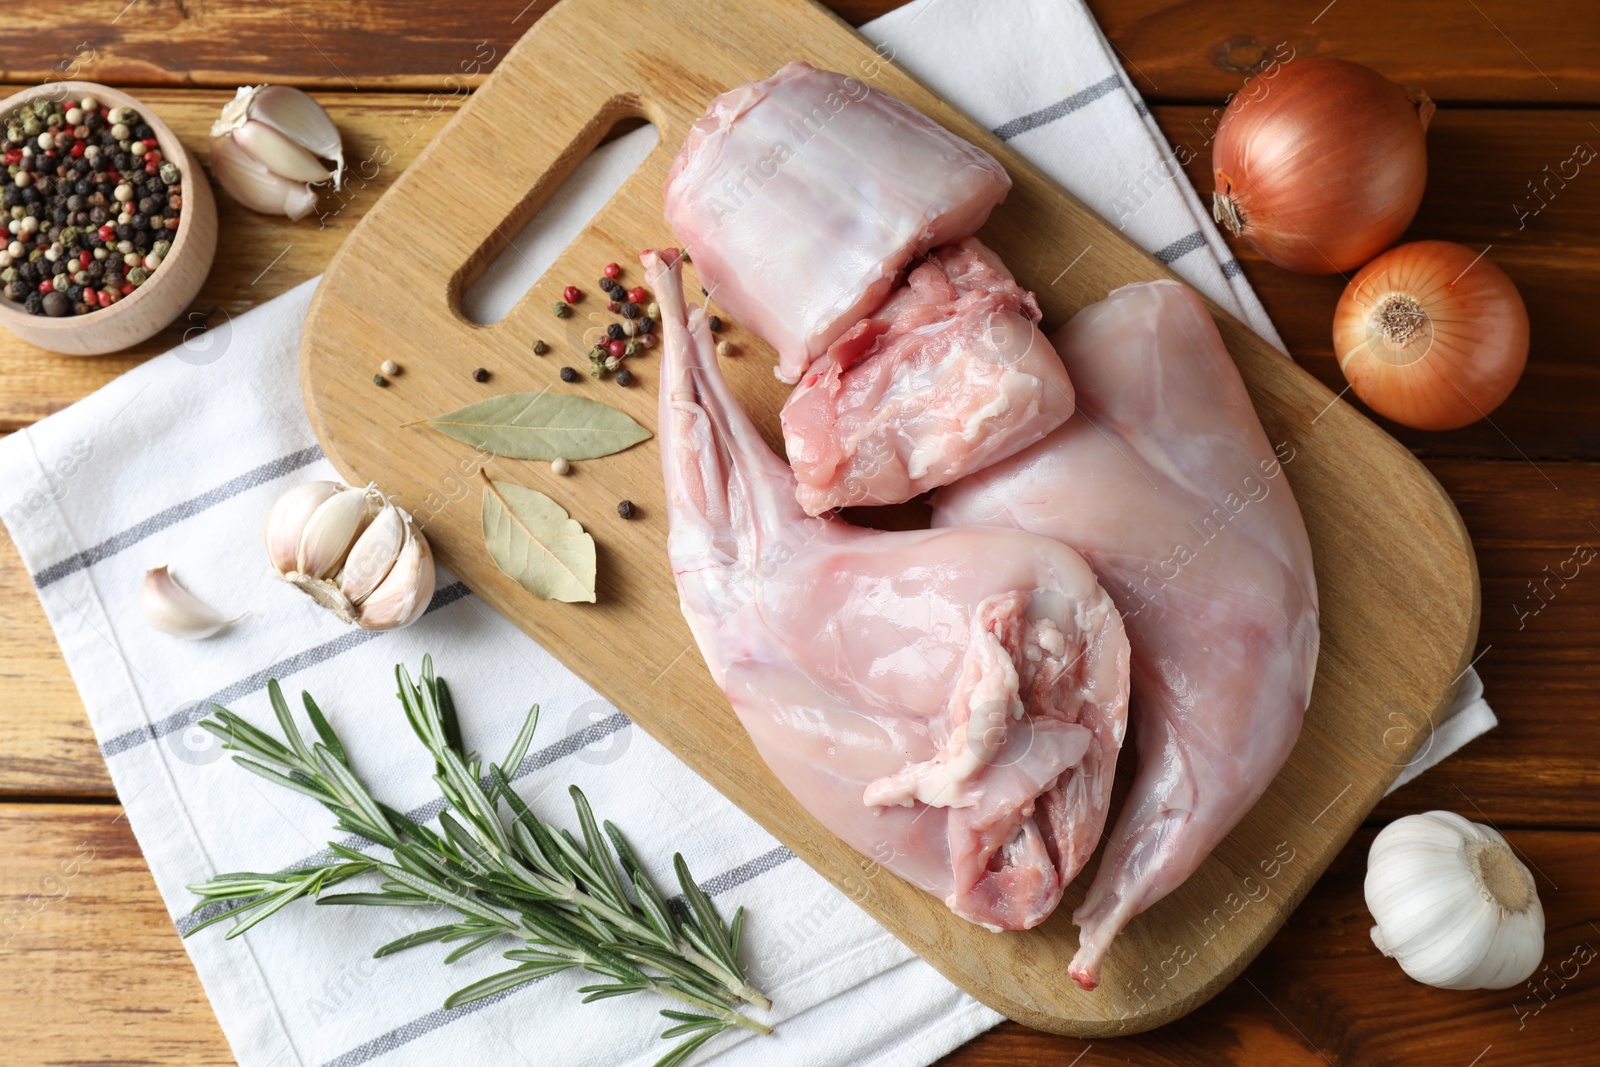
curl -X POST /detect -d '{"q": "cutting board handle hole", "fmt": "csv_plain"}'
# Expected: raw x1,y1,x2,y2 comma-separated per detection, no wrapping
460,116,660,325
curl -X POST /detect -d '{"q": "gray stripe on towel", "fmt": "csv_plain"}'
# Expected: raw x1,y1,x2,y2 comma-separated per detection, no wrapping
31,444,326,590
992,74,1121,141
1154,230,1206,265
100,580,473,759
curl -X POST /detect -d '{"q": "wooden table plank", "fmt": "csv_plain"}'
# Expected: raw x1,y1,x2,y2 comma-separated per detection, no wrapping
3,1,1595,103
6,459,1597,823
5,804,1595,1066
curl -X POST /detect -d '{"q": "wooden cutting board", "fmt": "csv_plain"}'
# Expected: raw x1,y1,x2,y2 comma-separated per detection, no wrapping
300,0,1479,1037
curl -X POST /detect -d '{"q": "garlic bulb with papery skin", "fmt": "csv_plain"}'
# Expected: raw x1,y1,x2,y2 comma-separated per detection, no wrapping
1366,811,1544,990
210,84,345,220
266,481,434,630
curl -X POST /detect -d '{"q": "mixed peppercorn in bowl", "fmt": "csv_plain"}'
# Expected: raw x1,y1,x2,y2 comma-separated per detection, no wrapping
0,82,215,355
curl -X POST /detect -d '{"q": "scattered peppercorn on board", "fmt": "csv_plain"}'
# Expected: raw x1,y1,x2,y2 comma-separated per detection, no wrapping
299,0,1478,1037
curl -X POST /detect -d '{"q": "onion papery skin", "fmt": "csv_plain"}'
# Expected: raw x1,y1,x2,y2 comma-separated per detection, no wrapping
1333,241,1529,431
1212,58,1432,274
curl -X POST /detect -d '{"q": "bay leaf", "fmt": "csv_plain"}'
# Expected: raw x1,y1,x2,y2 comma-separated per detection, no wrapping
428,392,650,460
480,475,596,603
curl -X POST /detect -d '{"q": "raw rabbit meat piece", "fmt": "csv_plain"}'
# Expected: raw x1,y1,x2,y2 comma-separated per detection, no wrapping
781,237,1075,515
646,247,1130,931
934,280,1319,984
664,61,1012,383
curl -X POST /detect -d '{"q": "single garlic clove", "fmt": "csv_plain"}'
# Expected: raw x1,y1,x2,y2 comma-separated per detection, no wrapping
355,515,435,631
264,480,340,575
209,132,318,221
337,502,405,605
296,484,381,580
231,119,335,185
141,565,240,640
211,84,345,189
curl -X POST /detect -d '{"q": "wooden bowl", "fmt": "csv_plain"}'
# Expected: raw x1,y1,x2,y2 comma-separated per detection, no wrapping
0,81,216,356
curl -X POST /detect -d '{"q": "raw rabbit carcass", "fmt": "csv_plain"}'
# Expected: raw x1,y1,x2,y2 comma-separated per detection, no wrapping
664,61,1011,384
646,247,1130,930
933,280,1320,984
780,237,1075,515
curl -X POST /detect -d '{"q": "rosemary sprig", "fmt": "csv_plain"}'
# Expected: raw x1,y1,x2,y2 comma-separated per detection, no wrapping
185,657,772,1066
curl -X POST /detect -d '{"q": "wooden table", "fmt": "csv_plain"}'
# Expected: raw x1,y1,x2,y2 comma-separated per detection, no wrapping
3,2,1597,1064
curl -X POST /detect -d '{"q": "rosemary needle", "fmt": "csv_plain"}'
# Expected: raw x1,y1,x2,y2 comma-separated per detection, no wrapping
185,657,772,1066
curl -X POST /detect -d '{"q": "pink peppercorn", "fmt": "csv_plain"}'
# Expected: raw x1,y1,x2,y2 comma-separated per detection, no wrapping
604,262,622,279
562,285,582,304
626,286,647,304
607,339,626,358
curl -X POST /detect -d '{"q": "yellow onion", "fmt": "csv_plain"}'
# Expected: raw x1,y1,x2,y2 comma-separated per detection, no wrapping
1333,241,1528,430
1212,58,1433,274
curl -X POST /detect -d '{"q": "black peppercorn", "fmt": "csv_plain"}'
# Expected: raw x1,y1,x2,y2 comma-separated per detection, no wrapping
607,322,624,341
621,301,641,319
5,279,26,301
471,367,490,382
638,315,654,334
708,315,723,332
598,277,617,292
24,291,43,314
559,366,578,383
134,123,153,140
616,500,637,520
615,369,634,387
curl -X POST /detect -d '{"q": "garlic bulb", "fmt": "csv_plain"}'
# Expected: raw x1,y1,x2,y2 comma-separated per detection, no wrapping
210,85,345,221
142,565,241,639
266,481,435,631
1366,811,1545,989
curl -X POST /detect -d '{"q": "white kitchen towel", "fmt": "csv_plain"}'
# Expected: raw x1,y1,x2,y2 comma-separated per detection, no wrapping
0,2,1493,1067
